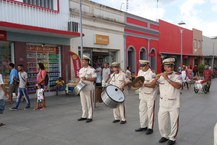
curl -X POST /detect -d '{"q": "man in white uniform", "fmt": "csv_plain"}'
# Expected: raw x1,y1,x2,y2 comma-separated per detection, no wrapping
135,60,156,135
77,55,97,123
149,58,182,145
109,62,130,124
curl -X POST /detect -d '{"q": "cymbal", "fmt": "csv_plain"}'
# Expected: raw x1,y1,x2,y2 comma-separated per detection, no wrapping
131,76,145,90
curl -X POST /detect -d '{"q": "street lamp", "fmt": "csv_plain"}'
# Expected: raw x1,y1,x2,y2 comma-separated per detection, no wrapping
211,36,217,70
178,21,186,67
79,0,83,59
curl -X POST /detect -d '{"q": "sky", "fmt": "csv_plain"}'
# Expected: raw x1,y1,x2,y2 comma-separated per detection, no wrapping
91,0,217,37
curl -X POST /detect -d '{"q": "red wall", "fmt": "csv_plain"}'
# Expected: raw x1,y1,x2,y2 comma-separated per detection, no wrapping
159,20,193,55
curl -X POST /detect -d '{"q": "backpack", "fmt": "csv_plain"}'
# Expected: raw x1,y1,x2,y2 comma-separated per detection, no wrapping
45,74,49,86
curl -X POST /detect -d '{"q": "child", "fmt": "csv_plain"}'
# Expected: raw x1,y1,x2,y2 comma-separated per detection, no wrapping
55,77,65,95
34,84,45,110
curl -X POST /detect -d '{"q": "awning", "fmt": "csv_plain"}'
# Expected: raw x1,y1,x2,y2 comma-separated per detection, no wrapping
159,52,203,57
0,21,82,38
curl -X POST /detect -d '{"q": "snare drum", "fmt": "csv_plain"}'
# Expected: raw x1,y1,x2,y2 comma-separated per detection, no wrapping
101,85,125,108
74,81,86,95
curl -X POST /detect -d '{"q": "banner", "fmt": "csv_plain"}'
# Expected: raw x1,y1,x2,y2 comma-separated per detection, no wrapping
70,52,81,78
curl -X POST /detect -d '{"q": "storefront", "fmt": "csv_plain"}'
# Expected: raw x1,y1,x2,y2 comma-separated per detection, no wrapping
0,29,80,93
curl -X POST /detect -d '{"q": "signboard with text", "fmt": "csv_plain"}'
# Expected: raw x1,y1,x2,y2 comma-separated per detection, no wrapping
95,34,109,45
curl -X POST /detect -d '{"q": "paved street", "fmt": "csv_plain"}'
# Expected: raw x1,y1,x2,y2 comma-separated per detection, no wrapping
0,80,217,145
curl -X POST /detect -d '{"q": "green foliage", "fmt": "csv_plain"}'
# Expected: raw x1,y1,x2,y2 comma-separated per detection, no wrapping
198,64,205,73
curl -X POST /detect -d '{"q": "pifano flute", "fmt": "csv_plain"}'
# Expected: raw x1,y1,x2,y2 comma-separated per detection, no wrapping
156,71,173,77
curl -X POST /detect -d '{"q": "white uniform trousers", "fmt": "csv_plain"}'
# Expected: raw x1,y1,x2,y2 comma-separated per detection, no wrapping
139,99,155,129
80,90,94,119
158,107,179,141
214,122,217,145
113,103,126,121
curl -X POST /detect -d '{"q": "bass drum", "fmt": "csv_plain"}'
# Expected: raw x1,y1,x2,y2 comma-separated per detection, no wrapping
101,85,125,108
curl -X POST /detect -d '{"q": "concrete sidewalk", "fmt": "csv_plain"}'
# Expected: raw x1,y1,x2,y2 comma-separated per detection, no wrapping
0,79,217,145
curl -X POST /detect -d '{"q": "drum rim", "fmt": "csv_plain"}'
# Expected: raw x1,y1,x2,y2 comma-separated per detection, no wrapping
104,84,125,103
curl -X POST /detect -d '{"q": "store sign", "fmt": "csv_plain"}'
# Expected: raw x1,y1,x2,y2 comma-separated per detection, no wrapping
70,52,81,78
95,34,109,45
0,31,7,41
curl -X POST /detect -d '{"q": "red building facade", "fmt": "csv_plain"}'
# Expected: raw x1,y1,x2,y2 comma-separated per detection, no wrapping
125,13,160,73
159,20,194,69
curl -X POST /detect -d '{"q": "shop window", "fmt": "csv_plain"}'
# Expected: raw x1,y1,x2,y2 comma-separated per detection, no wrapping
26,44,60,93
0,41,11,83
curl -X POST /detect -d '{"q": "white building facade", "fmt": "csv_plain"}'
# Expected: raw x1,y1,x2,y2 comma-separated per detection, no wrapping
202,36,217,67
69,0,125,69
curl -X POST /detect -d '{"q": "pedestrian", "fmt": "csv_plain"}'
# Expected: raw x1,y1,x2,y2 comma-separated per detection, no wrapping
135,60,157,135
203,65,212,92
193,65,198,77
95,64,102,86
34,84,45,110
126,66,132,80
37,63,47,107
102,63,111,87
149,58,182,145
0,73,7,126
109,62,130,124
8,63,19,104
77,55,96,123
9,64,31,110
181,66,188,89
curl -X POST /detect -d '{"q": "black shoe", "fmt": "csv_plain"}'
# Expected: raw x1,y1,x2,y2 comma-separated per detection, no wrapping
120,121,127,124
167,140,176,145
146,129,153,135
159,137,169,143
24,106,31,110
135,127,147,132
77,118,87,121
86,119,93,123
112,120,120,123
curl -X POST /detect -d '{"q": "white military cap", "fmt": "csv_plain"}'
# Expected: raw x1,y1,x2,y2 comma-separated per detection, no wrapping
162,58,175,65
111,62,120,67
82,55,91,60
139,60,150,65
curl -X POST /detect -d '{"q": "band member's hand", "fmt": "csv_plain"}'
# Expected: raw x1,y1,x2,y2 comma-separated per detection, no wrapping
81,77,86,80
162,72,169,80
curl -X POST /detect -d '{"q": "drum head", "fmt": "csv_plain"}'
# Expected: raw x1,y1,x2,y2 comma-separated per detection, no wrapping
106,85,125,103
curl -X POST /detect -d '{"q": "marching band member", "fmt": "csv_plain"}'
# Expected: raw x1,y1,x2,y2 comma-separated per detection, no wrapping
109,62,130,124
77,55,96,123
135,60,157,135
148,58,182,145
